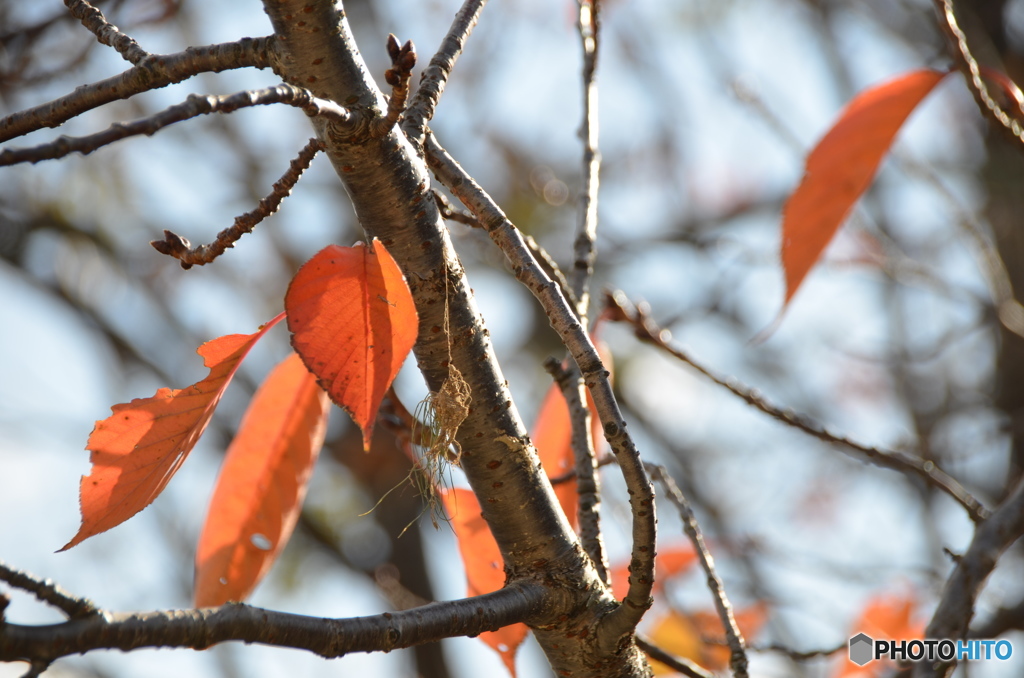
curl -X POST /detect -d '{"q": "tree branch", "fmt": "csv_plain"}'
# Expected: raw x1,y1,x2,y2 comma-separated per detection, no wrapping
604,290,990,523
0,37,276,143
570,0,602,320
151,138,323,268
424,132,656,650
433,189,579,310
637,635,714,678
647,465,749,678
402,0,487,146
64,0,149,65
933,0,1024,150
369,35,417,138
0,86,352,166
914,475,1024,677
0,561,98,620
0,573,551,665
544,358,609,584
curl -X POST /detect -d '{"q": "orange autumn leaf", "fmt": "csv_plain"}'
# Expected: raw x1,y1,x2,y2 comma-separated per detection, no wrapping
611,543,698,600
533,384,580,532
286,240,418,452
836,591,922,678
194,352,330,607
62,313,286,551
781,69,948,309
647,603,768,675
441,488,528,677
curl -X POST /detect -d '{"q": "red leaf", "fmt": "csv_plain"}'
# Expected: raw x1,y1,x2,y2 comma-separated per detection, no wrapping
781,69,947,308
63,314,285,551
441,488,528,677
194,352,330,607
286,240,418,452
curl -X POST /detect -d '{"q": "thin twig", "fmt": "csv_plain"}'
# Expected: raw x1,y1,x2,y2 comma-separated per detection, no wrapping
432,189,580,310
0,85,352,166
151,138,323,268
648,465,749,678
0,37,276,143
747,641,846,662
0,561,98,620
402,0,487,146
570,0,602,320
544,358,609,584
637,635,715,678
933,0,1024,148
604,290,990,523
424,131,656,649
64,0,148,65
370,35,417,138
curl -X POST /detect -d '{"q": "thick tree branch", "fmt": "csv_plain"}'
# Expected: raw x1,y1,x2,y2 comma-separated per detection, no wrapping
604,290,990,523
0,574,552,665
914,476,1024,677
260,3,642,674
151,138,323,268
402,0,487,146
0,37,276,144
0,86,351,166
64,0,149,65
424,132,656,650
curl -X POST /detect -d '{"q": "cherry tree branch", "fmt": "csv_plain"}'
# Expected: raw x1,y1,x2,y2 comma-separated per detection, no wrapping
151,138,323,268
636,635,714,678
0,85,352,166
544,358,609,584
604,291,990,523
369,35,417,138
933,0,1024,149
433,189,579,310
0,37,276,143
402,0,487,146
0,562,98,620
0,565,551,666
424,132,656,649
570,0,602,319
64,0,148,65
647,465,749,678
915,476,1024,677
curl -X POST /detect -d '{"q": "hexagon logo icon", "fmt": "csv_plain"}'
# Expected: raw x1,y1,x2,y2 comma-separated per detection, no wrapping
849,633,874,666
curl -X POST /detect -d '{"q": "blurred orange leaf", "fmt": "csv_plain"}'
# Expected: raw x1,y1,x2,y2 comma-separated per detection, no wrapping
781,69,947,309
611,544,698,600
194,352,330,606
836,591,922,677
441,488,528,677
62,314,285,551
647,603,768,674
286,240,418,452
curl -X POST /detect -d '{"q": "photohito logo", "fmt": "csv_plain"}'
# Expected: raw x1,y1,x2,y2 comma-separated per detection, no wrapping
848,633,1013,666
